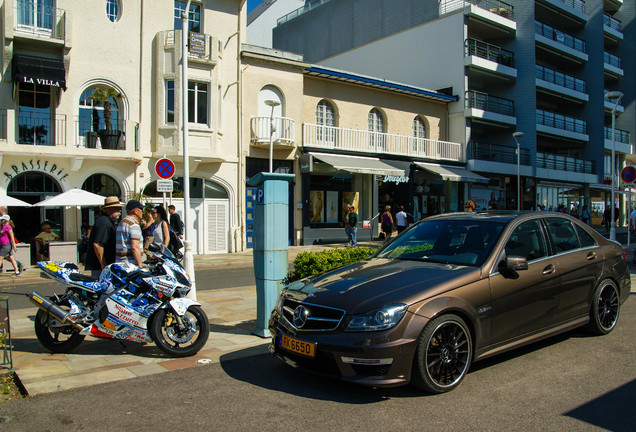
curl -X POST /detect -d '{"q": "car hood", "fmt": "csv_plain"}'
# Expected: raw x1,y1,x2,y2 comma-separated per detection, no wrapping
285,258,480,314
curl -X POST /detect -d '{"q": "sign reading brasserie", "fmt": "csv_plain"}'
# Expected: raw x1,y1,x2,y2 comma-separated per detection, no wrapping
3,159,69,183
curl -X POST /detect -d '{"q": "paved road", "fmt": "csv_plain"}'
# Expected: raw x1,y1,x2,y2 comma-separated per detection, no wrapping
0,266,256,310
1,296,634,431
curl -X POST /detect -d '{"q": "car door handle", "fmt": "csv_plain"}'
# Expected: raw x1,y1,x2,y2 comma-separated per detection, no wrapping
586,252,597,261
542,264,556,275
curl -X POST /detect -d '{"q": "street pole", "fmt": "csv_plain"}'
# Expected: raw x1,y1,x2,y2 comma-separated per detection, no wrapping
264,100,280,173
513,132,524,211
607,91,623,242
182,0,196,299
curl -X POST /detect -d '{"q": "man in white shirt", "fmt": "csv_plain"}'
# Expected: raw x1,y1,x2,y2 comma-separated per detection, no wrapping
396,206,408,234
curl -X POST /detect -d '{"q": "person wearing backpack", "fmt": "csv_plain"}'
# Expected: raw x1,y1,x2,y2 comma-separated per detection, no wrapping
168,205,184,239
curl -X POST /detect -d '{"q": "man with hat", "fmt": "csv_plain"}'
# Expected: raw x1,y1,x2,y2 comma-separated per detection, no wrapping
115,200,144,267
85,196,122,278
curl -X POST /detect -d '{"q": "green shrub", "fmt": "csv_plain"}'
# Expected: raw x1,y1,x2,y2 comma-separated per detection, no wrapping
288,247,377,282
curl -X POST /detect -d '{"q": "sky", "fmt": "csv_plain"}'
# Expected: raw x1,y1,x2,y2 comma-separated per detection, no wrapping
247,0,263,14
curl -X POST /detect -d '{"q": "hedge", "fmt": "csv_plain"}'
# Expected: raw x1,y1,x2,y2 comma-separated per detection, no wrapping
288,247,378,282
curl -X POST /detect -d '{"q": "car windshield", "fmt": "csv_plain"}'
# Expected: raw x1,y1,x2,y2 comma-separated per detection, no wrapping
376,219,506,267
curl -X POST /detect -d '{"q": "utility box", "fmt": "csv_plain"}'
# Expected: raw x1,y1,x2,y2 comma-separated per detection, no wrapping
247,172,294,337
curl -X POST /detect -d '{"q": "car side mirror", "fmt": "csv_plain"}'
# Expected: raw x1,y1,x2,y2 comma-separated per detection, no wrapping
505,256,528,271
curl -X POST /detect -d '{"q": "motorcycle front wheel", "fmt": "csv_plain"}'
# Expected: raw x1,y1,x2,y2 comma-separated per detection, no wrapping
150,305,209,357
34,306,85,353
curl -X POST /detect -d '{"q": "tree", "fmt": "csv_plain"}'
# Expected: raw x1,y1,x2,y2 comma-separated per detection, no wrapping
89,87,120,131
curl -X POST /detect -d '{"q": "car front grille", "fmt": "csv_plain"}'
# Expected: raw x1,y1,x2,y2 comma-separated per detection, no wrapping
281,298,345,331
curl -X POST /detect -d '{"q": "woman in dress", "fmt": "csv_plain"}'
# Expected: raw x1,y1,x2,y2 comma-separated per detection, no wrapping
381,205,394,243
151,206,170,251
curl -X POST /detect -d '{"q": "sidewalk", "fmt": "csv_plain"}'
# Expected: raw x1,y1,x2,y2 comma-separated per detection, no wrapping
3,242,380,396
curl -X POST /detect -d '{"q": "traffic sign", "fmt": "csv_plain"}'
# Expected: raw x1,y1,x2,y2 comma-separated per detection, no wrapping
155,158,175,179
156,179,174,192
621,166,636,184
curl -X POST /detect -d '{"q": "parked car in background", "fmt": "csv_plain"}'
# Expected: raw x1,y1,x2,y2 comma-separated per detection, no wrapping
269,211,630,393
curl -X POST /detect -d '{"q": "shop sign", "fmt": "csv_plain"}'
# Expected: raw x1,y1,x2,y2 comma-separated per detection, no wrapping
22,76,61,87
331,173,352,181
299,154,313,173
382,175,409,184
189,32,206,56
3,159,69,183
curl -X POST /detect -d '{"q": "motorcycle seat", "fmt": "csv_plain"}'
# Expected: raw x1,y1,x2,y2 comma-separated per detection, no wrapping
69,273,99,283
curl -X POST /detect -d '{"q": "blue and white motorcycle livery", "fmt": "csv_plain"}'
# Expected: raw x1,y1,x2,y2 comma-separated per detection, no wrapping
27,245,209,357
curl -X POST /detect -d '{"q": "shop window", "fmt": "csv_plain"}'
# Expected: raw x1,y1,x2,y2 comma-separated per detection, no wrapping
316,100,336,146
174,0,201,32
106,0,119,22
368,108,385,151
18,82,53,146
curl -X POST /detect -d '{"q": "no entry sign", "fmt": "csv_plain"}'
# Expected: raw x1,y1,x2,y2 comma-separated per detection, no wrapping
621,166,636,184
155,158,175,179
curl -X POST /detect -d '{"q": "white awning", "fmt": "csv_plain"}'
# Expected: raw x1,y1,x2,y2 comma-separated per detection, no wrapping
309,153,405,176
414,162,489,183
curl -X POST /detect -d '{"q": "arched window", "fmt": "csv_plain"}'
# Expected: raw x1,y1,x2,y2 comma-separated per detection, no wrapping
316,100,335,146
106,0,120,22
142,178,228,199
368,108,385,151
78,86,121,148
82,174,122,198
413,116,427,153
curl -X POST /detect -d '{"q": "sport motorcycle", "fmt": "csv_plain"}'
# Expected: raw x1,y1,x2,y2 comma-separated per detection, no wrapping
27,244,209,357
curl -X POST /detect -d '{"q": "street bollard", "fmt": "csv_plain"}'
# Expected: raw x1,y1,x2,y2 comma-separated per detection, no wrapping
183,240,197,301
247,172,294,338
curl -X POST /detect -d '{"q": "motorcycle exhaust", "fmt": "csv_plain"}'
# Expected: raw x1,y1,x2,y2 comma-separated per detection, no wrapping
26,291,85,331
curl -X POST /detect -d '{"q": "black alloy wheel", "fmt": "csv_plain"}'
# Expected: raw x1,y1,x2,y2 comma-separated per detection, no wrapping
587,279,620,335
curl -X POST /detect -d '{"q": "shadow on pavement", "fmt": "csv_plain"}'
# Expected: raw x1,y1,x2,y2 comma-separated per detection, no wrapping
564,379,636,431
10,336,169,359
219,350,427,403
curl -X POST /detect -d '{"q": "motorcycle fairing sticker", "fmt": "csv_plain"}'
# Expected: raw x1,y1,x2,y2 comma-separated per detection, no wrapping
110,290,160,318
105,297,146,328
99,315,150,343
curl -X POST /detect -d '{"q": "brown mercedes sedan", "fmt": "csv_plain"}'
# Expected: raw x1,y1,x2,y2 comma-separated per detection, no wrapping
269,212,631,393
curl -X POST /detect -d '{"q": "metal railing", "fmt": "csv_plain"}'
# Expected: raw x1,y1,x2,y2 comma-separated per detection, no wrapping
303,123,464,162
604,126,630,145
536,109,587,135
250,117,296,144
536,65,586,93
0,297,12,369
468,141,530,165
465,90,515,116
535,21,587,54
553,0,585,13
277,0,332,25
439,0,514,19
17,113,66,146
603,13,622,32
465,38,514,67
14,0,65,40
537,153,594,174
604,51,622,69
74,117,135,150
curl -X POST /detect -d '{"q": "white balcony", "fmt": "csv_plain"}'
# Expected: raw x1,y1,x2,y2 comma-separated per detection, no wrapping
303,123,463,162
250,117,295,148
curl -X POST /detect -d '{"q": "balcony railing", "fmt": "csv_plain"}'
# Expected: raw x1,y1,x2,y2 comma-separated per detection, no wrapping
604,90,624,108
18,112,66,146
537,153,593,174
277,0,331,25
603,13,622,31
604,127,630,145
468,141,530,165
14,0,65,40
465,90,515,116
536,65,586,93
604,51,622,69
74,117,135,150
535,21,587,54
554,0,585,13
250,117,295,144
465,38,514,67
536,109,587,135
303,123,463,162
439,0,514,19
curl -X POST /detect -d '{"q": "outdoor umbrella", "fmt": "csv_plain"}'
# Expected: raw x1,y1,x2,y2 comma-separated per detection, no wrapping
0,195,32,207
34,188,106,207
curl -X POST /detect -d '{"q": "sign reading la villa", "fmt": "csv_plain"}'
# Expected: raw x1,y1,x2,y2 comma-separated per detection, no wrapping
22,76,61,87
4,160,69,182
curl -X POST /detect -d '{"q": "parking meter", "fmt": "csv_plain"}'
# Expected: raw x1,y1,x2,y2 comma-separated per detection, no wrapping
246,172,294,337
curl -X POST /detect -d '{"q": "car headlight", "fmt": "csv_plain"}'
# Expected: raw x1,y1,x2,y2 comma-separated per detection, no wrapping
345,304,408,332
275,291,285,312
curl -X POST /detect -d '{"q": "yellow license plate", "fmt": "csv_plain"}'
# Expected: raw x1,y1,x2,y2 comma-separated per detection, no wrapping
279,334,316,358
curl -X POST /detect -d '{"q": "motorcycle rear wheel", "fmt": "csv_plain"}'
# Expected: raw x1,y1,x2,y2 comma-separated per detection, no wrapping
34,306,85,354
150,305,209,357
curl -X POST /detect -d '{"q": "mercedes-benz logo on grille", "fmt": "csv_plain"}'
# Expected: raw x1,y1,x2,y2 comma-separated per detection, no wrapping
293,305,309,328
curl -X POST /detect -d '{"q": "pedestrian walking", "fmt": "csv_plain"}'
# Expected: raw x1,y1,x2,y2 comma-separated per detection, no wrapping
0,215,20,276
85,196,122,278
115,200,144,267
151,206,171,251
344,204,358,247
168,205,184,239
381,205,394,243
396,205,408,234
581,205,591,225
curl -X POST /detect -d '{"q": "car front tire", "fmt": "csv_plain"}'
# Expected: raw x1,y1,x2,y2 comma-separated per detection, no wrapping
412,314,472,393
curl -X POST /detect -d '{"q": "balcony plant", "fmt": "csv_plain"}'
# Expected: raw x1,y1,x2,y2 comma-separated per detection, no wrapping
90,87,122,149
86,107,100,148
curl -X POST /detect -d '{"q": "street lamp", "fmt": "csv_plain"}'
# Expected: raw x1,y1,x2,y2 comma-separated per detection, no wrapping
512,132,524,211
607,91,623,241
264,99,280,173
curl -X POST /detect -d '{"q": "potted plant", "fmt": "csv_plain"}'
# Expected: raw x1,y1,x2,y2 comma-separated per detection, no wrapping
86,107,100,148
90,87,122,149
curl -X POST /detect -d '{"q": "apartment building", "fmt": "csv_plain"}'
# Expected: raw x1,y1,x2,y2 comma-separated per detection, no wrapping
268,0,634,222
0,0,244,254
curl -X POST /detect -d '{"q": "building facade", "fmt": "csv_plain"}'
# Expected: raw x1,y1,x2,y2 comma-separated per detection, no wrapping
269,0,635,223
